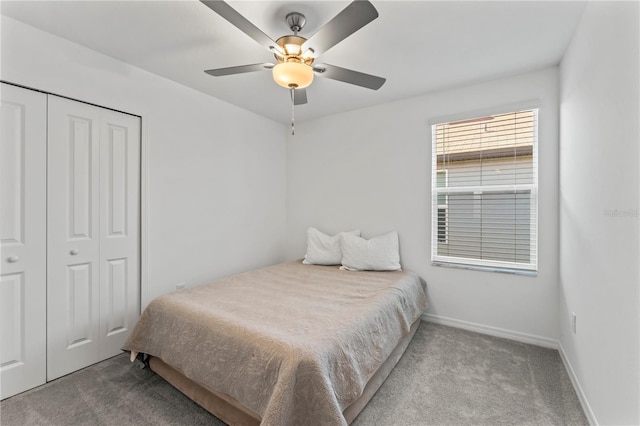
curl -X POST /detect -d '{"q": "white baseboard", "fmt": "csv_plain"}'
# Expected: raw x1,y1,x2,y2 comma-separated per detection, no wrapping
421,313,558,349
558,342,598,426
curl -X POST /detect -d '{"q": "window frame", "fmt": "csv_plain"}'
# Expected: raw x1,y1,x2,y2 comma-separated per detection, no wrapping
430,106,539,275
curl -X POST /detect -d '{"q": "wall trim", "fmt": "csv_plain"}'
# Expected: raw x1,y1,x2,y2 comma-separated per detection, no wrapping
0,80,139,118
558,342,598,426
140,112,150,312
421,313,558,349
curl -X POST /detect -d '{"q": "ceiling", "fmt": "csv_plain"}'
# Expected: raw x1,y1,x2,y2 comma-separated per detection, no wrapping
1,1,586,124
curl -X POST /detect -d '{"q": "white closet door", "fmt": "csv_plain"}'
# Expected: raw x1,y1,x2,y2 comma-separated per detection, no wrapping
47,96,140,380
0,84,47,399
98,108,140,359
47,96,102,380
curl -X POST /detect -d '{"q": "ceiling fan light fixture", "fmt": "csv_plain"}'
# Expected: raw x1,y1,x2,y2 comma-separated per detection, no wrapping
274,36,312,63
272,62,314,89
284,43,302,56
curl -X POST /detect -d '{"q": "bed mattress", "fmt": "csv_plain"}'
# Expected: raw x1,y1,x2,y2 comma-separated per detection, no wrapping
124,260,427,425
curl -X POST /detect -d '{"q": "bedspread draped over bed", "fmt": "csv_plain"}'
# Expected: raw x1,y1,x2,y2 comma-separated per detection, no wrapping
124,260,427,426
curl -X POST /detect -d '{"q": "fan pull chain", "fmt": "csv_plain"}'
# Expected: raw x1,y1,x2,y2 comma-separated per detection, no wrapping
290,87,295,136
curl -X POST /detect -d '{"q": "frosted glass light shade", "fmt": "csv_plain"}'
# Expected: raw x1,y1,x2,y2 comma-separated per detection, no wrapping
272,62,314,89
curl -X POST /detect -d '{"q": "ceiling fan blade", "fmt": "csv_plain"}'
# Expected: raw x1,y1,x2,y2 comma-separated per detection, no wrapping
200,1,283,54
314,64,386,90
293,88,308,105
205,63,274,77
301,0,379,57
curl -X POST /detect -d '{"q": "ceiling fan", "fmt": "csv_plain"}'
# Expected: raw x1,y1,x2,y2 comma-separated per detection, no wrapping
200,0,386,131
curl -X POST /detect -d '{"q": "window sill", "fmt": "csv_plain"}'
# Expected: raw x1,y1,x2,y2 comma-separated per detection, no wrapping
432,261,538,277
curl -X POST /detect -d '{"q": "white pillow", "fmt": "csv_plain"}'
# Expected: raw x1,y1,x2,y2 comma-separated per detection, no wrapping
303,228,361,265
340,231,401,271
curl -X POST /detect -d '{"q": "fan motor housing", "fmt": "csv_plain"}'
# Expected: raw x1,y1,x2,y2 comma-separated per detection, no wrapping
274,35,314,65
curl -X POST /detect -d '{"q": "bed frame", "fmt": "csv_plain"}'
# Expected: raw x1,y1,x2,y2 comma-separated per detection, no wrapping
149,319,421,425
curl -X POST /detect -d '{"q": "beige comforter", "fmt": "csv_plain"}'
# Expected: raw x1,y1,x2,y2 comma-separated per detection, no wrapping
124,260,427,425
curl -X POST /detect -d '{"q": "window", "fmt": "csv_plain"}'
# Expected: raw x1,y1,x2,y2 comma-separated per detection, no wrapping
436,170,448,243
431,109,538,273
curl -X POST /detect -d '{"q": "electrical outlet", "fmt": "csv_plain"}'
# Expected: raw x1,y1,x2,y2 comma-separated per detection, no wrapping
571,312,577,334
176,282,186,290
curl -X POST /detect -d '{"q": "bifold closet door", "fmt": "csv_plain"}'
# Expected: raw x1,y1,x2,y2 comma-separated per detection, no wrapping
0,84,47,399
47,96,140,381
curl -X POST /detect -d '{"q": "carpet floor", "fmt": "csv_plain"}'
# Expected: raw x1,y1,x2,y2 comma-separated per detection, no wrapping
1,322,587,425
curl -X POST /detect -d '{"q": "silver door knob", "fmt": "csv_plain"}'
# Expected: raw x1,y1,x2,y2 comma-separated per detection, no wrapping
70,249,79,255
7,256,19,263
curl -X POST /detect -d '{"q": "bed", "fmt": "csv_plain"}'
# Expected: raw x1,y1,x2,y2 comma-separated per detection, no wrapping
124,260,427,425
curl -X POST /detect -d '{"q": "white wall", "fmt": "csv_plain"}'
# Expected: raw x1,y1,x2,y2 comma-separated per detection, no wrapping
286,68,560,345
559,2,640,424
8,7,638,422
1,16,287,307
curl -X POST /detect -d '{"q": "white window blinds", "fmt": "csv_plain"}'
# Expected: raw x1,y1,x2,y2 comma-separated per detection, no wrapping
431,109,538,272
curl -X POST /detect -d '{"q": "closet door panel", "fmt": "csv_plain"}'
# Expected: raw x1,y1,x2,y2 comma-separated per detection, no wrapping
0,84,47,399
99,110,140,359
47,96,101,381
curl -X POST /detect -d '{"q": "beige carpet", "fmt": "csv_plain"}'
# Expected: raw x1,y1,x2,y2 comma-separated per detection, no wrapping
1,321,587,425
